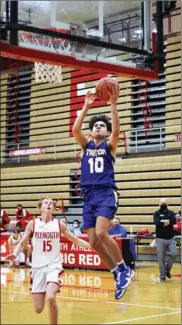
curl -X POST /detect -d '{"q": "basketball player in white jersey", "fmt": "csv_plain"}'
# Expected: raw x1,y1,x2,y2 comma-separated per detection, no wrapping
6,197,91,325
8,227,32,267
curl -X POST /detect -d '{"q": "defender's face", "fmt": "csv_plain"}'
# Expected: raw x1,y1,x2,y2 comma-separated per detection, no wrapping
91,121,110,139
41,198,54,213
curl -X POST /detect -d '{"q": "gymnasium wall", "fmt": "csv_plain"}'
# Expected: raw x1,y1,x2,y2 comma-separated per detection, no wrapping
165,35,181,148
0,32,181,237
1,154,181,235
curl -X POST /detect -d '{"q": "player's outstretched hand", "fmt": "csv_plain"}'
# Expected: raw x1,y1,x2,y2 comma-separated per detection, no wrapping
84,91,96,108
109,85,120,104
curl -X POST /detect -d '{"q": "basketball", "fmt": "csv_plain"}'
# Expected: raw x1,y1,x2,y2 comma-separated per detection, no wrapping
96,77,120,102
137,227,150,235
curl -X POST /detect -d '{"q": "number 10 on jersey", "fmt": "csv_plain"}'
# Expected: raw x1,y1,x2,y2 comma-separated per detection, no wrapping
88,157,104,173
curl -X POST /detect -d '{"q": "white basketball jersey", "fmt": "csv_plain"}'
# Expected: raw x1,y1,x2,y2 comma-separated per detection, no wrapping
9,233,23,248
31,218,62,268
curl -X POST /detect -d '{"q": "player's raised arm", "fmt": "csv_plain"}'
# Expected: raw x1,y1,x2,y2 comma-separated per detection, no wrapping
72,91,95,149
5,220,33,261
108,86,120,155
60,221,91,249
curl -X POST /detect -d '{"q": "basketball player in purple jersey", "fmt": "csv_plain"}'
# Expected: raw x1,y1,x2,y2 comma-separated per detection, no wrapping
73,87,134,299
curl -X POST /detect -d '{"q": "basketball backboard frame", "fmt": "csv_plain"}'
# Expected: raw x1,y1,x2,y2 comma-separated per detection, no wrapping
0,0,163,80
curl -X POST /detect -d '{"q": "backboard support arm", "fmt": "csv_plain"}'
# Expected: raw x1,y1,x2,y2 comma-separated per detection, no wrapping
143,0,152,52
10,1,18,46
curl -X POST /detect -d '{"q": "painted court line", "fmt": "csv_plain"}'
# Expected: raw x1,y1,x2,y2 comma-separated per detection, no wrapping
101,311,181,324
106,301,181,311
2,289,181,311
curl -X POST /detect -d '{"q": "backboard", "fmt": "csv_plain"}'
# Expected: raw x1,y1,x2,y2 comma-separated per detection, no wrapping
0,1,162,80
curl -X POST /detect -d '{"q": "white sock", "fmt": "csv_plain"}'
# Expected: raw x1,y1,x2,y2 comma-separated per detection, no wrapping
117,260,126,268
110,266,117,273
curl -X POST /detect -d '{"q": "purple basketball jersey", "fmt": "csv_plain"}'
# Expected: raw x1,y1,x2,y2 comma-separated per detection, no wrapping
81,141,117,190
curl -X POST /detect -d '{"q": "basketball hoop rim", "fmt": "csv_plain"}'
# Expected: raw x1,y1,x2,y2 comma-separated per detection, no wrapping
5,22,152,57
0,25,158,81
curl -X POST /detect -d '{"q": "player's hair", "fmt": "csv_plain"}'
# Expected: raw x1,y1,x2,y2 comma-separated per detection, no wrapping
37,198,56,210
89,115,112,132
13,227,21,233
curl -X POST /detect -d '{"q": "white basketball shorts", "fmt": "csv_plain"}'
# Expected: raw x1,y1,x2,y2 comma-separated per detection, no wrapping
30,263,64,294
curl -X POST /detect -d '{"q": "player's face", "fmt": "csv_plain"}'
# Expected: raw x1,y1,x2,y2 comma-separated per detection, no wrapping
13,232,19,239
41,198,54,213
91,121,109,139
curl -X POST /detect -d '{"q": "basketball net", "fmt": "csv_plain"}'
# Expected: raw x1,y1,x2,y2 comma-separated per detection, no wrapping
18,31,69,83
34,62,63,83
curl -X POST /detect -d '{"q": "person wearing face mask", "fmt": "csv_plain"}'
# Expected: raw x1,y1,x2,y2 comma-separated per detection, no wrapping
15,204,34,231
153,198,177,282
59,216,71,230
109,218,136,269
71,219,82,236
109,218,127,237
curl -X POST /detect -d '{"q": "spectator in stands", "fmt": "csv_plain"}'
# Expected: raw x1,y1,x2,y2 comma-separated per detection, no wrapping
60,216,72,230
15,204,34,231
175,210,181,221
71,219,82,235
0,206,10,232
153,198,177,282
80,222,87,234
8,227,32,267
173,211,181,235
60,216,67,224
109,217,127,237
109,217,136,269
173,220,181,235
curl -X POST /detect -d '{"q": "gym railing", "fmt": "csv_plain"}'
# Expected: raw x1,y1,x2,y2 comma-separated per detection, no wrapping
0,125,181,164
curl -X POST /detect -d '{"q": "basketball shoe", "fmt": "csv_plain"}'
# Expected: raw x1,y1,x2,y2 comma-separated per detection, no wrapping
115,266,135,300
